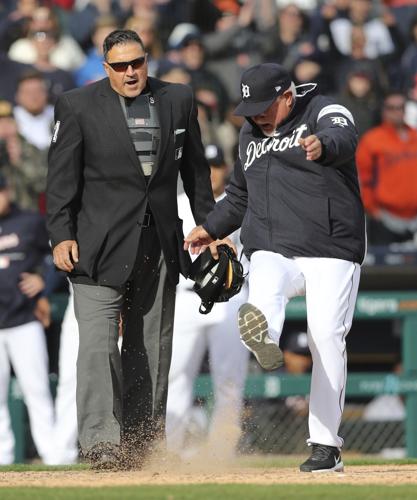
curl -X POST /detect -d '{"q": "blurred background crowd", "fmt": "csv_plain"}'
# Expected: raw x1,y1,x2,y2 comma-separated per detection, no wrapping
2,0,417,241
1,0,417,464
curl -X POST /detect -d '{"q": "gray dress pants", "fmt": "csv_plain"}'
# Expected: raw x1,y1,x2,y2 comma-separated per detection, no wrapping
72,226,176,454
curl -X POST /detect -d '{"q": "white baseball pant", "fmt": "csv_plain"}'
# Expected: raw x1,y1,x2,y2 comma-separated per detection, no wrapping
0,321,56,464
248,250,360,448
53,288,79,464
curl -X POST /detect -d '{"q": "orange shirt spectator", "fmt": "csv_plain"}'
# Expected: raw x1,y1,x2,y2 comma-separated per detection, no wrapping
356,92,417,243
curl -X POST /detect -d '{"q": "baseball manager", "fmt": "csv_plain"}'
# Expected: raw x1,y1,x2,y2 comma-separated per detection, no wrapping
185,63,366,473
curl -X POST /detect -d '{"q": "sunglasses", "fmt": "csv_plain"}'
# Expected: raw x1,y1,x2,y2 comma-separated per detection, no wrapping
384,104,405,111
29,30,56,41
106,56,146,72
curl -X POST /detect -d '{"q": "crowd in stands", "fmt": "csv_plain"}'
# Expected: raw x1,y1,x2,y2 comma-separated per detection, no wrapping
1,0,417,464
1,0,417,244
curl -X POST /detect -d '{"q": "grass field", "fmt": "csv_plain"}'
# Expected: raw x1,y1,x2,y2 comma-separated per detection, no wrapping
1,484,417,500
1,456,417,499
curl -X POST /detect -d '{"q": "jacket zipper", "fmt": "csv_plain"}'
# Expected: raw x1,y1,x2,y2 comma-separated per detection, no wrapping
266,147,273,248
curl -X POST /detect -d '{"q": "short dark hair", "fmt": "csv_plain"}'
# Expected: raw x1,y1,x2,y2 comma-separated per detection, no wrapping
17,69,46,87
103,30,145,60
383,90,406,103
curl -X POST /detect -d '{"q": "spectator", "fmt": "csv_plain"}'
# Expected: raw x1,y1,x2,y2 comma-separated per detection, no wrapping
126,0,178,48
170,25,230,122
356,91,417,244
74,14,119,87
332,25,390,95
401,15,417,94
156,59,191,85
292,52,335,94
329,0,398,59
14,71,54,150
0,98,48,212
0,172,56,465
0,52,33,104
68,0,126,51
260,3,314,71
308,0,350,53
0,0,40,52
201,2,267,103
384,0,417,41
194,82,238,165
9,6,85,71
124,13,163,77
23,15,76,102
337,69,381,137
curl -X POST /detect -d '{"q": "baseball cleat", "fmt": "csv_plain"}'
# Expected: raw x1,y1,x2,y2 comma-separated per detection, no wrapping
238,303,283,370
299,443,344,473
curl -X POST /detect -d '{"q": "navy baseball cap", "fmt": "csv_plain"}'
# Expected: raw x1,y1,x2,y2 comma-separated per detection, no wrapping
234,63,292,117
282,331,310,356
205,144,225,167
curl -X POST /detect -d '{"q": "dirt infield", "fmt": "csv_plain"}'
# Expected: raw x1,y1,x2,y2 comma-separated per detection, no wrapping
1,464,417,488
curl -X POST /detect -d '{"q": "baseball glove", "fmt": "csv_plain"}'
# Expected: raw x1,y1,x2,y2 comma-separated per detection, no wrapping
189,244,246,314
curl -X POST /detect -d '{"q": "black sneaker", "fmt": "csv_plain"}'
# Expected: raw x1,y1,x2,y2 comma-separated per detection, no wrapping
238,303,284,371
299,443,344,473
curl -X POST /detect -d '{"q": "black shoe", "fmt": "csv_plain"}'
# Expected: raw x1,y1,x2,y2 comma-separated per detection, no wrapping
85,442,121,470
299,443,344,473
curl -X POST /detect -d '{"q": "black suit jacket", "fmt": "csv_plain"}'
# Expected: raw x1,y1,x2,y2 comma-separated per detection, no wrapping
46,77,214,286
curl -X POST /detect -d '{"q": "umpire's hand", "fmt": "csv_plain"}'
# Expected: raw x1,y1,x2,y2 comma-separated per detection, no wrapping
53,240,79,272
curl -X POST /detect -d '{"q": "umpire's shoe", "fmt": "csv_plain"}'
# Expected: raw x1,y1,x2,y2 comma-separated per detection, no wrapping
299,443,344,473
85,442,122,470
238,303,283,371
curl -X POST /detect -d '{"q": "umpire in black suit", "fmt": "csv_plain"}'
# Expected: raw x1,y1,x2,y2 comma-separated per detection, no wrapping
46,30,214,468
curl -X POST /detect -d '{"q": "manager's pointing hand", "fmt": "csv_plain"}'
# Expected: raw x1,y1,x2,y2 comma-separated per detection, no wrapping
299,135,322,161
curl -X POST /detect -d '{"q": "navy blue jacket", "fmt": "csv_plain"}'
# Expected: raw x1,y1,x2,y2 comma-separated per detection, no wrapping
203,84,366,264
0,205,50,328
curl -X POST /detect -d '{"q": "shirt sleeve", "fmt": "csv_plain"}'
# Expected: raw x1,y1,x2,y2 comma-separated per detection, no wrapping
179,87,215,225
203,156,248,239
46,94,84,247
313,102,358,168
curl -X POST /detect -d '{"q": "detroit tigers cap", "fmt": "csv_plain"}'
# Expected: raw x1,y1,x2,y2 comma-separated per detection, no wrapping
234,63,292,117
